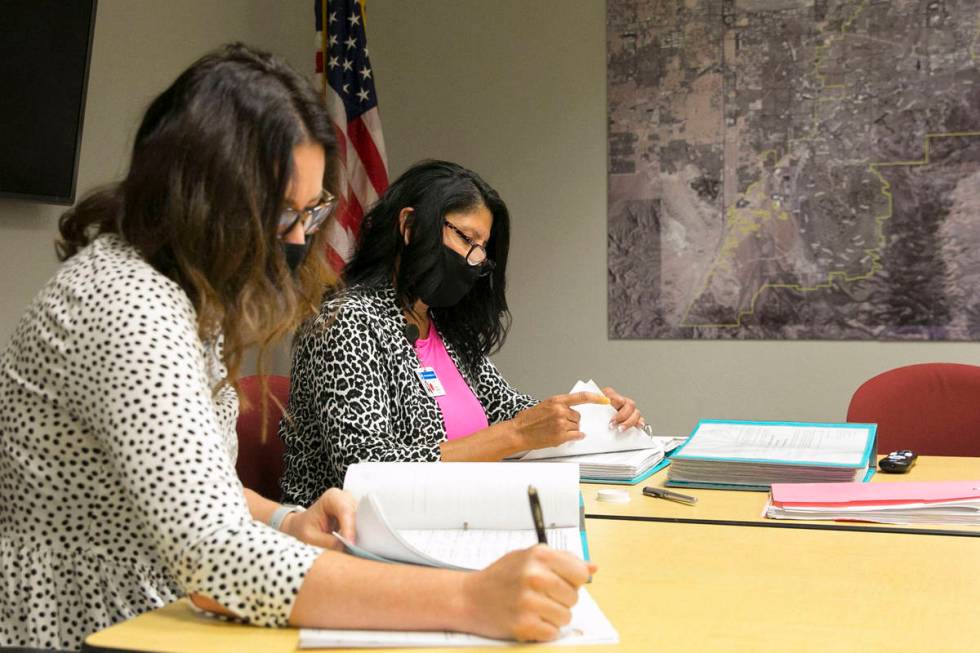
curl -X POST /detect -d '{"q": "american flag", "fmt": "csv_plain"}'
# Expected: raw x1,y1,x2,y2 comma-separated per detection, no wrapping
315,0,389,270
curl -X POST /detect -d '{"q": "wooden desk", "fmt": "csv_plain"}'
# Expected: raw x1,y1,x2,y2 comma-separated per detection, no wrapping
84,517,980,653
582,455,980,535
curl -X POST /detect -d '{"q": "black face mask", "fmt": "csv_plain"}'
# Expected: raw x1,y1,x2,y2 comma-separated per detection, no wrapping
281,242,308,274
416,245,483,307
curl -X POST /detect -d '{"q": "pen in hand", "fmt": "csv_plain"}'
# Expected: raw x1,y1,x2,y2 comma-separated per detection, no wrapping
527,485,549,545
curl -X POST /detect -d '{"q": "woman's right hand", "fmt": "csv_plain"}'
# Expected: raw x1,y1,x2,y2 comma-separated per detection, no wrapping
510,392,610,452
461,546,598,641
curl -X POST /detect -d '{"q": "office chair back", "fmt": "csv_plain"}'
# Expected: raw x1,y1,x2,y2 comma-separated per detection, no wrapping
846,363,980,457
235,374,290,500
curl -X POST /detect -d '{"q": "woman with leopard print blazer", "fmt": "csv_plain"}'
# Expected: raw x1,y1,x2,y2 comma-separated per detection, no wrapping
280,161,644,505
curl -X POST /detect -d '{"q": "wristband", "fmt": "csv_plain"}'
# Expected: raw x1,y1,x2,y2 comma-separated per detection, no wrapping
268,504,304,531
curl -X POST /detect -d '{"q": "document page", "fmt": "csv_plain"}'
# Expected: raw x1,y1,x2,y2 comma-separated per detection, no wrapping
519,380,654,460
546,446,663,467
398,526,584,570
677,420,873,466
336,493,465,569
298,588,619,648
338,493,584,570
343,462,580,530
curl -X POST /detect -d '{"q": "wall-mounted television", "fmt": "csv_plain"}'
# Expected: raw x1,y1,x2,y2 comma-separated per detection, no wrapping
0,0,97,205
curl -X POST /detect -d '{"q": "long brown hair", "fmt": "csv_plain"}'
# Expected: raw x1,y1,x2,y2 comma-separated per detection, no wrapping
57,43,337,403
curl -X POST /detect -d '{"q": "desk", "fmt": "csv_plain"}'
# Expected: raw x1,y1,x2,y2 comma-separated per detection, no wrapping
582,455,980,535
83,517,980,653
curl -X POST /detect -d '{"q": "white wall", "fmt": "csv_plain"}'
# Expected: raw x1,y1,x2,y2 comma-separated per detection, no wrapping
0,0,311,344
365,0,980,435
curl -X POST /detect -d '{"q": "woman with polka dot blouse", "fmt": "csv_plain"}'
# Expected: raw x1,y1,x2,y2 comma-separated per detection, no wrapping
0,44,595,650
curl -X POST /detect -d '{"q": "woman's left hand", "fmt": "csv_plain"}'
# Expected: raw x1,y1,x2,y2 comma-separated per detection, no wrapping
283,488,357,550
602,386,645,431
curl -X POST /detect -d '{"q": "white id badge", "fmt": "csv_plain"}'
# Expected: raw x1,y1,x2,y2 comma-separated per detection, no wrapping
415,367,447,397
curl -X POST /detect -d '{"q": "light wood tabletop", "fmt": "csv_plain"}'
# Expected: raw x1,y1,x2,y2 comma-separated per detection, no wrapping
582,455,980,535
84,515,980,653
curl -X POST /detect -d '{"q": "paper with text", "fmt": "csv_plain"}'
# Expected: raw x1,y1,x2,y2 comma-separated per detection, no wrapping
519,380,653,460
677,421,872,466
343,462,580,530
398,526,584,569
337,492,584,570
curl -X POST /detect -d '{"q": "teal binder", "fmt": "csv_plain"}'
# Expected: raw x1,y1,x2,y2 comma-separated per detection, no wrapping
665,419,877,491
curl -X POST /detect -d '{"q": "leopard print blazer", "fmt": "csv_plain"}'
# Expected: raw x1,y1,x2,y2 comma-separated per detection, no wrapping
279,284,537,505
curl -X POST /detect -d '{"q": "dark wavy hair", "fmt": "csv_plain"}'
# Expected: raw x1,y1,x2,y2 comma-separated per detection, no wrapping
343,160,511,377
57,43,338,397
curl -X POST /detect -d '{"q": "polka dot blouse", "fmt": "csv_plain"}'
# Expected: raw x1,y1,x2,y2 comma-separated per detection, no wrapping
0,234,322,650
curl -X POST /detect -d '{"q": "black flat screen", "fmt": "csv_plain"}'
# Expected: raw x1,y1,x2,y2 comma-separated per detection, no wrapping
0,0,97,204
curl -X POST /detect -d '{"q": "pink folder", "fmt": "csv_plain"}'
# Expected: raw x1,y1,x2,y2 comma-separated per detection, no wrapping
770,480,980,508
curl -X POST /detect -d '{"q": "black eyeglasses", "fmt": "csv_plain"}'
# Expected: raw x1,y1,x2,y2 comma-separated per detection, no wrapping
444,220,495,275
278,190,337,237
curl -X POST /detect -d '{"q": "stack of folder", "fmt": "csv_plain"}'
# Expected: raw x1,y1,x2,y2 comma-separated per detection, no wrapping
548,446,667,484
666,419,877,491
766,480,980,525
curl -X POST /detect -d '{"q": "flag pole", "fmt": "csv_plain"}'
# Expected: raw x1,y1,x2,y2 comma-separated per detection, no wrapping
321,0,329,95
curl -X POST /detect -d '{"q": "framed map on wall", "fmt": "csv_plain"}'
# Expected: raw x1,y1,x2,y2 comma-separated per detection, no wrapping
607,0,980,340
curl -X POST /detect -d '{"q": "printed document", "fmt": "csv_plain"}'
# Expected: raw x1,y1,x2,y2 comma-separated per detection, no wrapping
519,380,654,460
339,463,586,569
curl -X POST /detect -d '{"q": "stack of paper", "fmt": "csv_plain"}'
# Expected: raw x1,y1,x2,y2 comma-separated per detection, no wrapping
766,480,980,525
667,419,877,491
543,446,666,483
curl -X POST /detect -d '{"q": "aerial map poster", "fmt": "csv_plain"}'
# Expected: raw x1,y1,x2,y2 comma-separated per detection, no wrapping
607,0,980,340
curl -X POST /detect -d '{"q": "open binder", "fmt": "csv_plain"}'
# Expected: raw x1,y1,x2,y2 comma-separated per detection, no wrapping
337,462,589,569
513,380,667,484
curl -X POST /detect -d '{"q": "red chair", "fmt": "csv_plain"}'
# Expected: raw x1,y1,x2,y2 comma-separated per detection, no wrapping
235,374,291,500
846,363,980,457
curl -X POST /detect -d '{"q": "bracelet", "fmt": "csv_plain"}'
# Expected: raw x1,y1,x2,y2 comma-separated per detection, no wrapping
268,504,305,532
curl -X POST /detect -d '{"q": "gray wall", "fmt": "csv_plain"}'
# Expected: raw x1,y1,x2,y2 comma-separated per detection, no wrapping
1,0,975,437
0,0,310,345
365,0,979,435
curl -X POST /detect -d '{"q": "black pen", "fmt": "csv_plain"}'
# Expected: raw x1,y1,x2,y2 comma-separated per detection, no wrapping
643,486,698,505
527,485,548,545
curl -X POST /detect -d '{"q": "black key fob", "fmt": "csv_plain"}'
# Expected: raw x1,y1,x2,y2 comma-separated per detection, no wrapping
878,450,917,473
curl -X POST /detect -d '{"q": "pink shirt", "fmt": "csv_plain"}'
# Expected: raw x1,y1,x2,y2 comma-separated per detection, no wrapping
414,323,489,440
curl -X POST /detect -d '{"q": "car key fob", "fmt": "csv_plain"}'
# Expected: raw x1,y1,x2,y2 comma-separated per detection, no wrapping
878,450,917,473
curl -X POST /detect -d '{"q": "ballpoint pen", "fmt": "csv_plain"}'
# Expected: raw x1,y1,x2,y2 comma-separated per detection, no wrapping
527,485,549,544
643,486,698,505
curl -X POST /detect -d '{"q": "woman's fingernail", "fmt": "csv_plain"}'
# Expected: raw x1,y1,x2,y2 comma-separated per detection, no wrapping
617,424,626,433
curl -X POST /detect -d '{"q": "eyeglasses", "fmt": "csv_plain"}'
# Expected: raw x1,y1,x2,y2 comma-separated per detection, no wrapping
278,190,337,237
444,220,495,275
